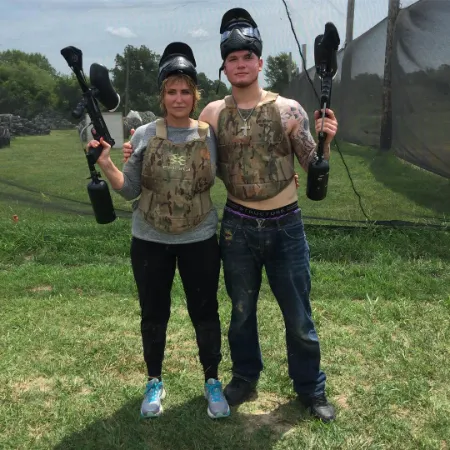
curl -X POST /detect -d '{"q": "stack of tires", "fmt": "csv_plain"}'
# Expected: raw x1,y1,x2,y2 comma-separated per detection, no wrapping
0,126,10,149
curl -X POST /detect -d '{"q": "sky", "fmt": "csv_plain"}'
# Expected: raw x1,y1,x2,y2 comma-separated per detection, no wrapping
0,0,420,83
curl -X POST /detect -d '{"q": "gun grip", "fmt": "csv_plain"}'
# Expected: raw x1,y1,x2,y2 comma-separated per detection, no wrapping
318,108,329,142
86,144,103,165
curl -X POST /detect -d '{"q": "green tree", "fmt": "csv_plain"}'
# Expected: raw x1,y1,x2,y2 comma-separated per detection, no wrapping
0,50,57,78
110,45,231,118
0,61,57,117
54,74,84,120
195,72,230,118
111,45,161,114
264,52,299,94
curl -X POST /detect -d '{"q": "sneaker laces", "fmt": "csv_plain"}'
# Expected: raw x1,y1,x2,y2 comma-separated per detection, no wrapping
207,381,223,403
145,381,161,402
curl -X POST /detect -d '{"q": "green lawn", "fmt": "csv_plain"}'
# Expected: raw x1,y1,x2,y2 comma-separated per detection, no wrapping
1,130,449,226
0,131,449,449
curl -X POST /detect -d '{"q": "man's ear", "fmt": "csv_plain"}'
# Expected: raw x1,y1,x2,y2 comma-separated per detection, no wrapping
258,57,263,72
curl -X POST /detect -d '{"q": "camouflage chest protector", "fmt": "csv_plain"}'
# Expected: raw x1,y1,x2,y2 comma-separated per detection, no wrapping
138,119,214,234
217,91,295,201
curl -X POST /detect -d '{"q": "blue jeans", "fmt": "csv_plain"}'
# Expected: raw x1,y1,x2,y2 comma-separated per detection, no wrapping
219,208,326,399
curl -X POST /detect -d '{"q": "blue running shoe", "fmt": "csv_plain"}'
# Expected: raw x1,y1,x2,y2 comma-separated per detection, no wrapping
204,378,230,419
140,378,166,418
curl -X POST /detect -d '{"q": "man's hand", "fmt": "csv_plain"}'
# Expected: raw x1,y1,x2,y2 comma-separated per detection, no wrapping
314,108,338,145
294,173,299,189
122,128,135,163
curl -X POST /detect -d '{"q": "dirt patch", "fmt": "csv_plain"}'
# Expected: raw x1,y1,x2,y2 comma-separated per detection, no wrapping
12,375,97,400
390,405,410,419
29,285,53,293
114,370,144,386
244,412,294,436
79,387,92,395
238,392,297,437
335,394,350,409
13,376,54,394
28,423,52,440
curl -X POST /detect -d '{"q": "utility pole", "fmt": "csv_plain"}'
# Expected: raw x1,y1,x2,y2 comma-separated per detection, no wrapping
380,0,400,150
301,44,307,72
125,51,130,116
345,0,355,47
340,0,355,133
288,51,292,82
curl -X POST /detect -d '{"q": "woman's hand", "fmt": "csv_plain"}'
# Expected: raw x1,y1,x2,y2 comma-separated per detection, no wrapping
87,137,111,167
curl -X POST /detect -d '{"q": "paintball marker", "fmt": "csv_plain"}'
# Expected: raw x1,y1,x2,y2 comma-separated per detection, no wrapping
306,22,340,201
60,46,120,224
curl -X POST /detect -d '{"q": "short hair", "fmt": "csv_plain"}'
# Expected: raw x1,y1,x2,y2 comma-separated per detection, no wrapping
159,74,201,116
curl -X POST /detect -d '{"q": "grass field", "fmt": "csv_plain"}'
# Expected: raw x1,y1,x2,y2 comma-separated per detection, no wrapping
0,131,449,449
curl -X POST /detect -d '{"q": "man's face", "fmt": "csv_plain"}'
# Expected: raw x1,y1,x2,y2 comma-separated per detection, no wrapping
223,50,263,88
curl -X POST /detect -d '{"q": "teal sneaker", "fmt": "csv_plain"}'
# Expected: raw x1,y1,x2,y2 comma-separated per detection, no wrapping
204,378,230,419
140,378,166,418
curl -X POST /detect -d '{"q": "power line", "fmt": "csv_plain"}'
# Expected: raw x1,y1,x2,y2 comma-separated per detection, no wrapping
281,0,371,222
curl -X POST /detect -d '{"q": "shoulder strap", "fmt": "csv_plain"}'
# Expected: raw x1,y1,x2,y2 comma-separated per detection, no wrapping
224,95,235,108
155,118,167,139
261,91,279,105
197,120,209,139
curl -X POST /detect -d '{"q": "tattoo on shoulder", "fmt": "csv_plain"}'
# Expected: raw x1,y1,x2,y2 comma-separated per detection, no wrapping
278,100,309,130
278,99,316,168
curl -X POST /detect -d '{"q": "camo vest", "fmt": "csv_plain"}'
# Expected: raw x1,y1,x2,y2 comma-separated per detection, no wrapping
217,91,295,201
138,119,214,234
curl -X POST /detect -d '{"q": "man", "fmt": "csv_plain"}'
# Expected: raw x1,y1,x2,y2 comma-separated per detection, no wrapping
198,8,338,423
123,8,338,423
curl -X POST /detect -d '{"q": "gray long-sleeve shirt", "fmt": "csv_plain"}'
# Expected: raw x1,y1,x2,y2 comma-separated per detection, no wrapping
114,120,219,244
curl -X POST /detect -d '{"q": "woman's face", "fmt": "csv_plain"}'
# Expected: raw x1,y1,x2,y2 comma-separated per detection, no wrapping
163,77,194,119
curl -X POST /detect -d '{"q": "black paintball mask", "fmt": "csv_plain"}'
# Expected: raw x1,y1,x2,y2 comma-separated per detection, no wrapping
217,8,263,90
158,42,198,89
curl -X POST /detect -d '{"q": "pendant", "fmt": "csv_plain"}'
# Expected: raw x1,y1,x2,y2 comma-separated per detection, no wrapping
240,120,250,136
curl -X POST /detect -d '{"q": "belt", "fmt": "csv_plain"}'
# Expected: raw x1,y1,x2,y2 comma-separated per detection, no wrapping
223,207,301,229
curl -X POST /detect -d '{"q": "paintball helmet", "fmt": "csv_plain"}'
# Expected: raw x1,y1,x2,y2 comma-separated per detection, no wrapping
219,8,263,61
158,42,197,89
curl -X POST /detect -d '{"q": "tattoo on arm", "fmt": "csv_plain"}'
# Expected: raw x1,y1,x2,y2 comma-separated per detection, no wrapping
283,102,317,173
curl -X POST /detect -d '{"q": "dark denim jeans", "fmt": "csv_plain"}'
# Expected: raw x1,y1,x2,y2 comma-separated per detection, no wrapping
219,208,326,398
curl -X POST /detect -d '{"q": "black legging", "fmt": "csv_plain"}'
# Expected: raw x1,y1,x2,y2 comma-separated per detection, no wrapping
130,235,222,381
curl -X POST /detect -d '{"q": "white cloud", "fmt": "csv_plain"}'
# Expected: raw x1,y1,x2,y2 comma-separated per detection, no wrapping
106,26,137,38
188,28,209,39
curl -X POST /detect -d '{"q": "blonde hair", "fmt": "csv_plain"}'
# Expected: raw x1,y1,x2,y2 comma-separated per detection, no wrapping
159,74,201,116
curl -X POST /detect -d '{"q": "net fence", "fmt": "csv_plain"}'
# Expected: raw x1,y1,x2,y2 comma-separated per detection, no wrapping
0,0,448,228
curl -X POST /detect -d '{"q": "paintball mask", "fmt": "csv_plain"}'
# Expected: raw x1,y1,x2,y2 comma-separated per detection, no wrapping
219,8,263,61
158,42,198,89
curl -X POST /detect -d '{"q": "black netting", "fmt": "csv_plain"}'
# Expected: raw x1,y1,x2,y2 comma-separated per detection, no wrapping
1,0,449,228
280,0,449,227
392,0,450,179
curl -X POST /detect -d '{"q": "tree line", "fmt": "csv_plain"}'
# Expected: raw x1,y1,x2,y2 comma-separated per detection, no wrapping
0,47,298,120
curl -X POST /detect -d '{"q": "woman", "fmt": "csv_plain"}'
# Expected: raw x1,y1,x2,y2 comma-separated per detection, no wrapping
88,42,230,419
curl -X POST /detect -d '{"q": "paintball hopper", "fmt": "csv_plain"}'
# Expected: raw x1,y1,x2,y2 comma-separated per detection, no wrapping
314,22,340,79
61,46,120,118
